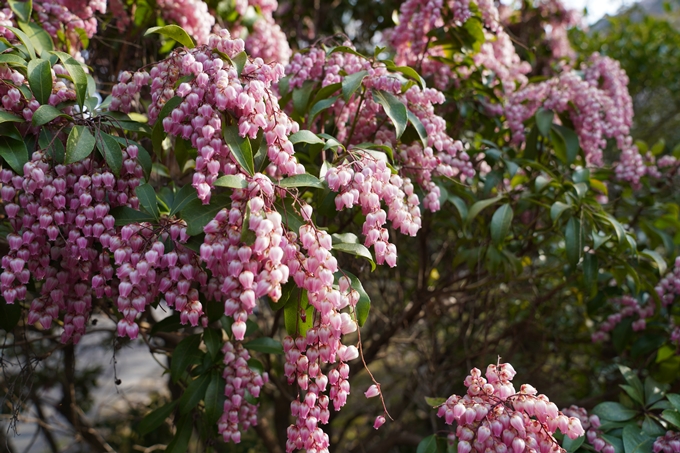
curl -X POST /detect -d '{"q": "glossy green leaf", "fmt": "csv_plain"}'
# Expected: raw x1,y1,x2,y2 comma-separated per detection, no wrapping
151,96,182,154
27,58,51,105
342,70,368,101
335,270,371,326
641,250,667,275
662,410,680,429
284,290,314,337
204,370,225,426
96,131,123,177
622,424,654,453
466,196,502,225
18,20,53,55
553,124,580,164
110,206,156,225
333,242,376,271
223,125,254,176
417,435,438,453
50,51,88,109
424,397,446,407
231,51,247,76
0,136,28,175
214,174,247,189
243,337,284,355
180,193,231,236
5,26,35,59
135,183,159,219
592,402,638,422
279,173,325,189
169,184,198,216
667,394,680,411
644,376,668,406
289,130,325,145
0,54,27,66
178,372,210,415
32,105,69,126
145,25,195,48
309,96,340,123
563,435,585,453
65,125,95,164
490,204,513,246
170,334,201,383
372,89,408,139
203,328,222,360
583,253,598,295
536,108,554,136
8,0,32,23
565,217,582,267
137,401,177,436
408,111,428,147
164,414,192,453
293,80,316,116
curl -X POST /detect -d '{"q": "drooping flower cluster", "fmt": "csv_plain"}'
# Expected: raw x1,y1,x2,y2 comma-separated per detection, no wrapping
218,341,269,443
156,0,214,45
654,431,680,453
506,54,649,186
110,29,303,204
325,152,419,266
535,0,581,62
655,257,680,347
590,295,653,343
242,0,291,65
436,363,584,453
389,0,529,99
562,406,614,453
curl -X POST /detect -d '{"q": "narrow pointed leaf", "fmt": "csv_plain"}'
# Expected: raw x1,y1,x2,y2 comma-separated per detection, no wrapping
170,334,201,383
372,89,408,139
289,130,324,145
279,173,324,189
96,131,123,177
342,70,367,101
223,125,254,176
50,51,88,109
65,125,95,164
243,337,284,355
169,184,198,216
145,25,195,49
214,174,247,189
27,58,52,105
490,204,513,245
137,401,178,436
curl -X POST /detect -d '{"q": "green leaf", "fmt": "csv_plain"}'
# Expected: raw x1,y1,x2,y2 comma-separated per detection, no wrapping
27,58,52,105
335,270,371,327
203,328,222,360
243,337,284,355
641,250,667,275
135,183,159,219
552,124,580,164
490,204,513,246
231,51,247,76
170,334,201,383
592,402,638,422
32,104,69,126
408,111,428,147
621,384,645,406
667,394,680,411
0,297,22,332
169,185,198,216
18,20,53,55
550,201,572,222
204,370,225,426
179,372,210,415
596,213,626,244
5,26,35,59
0,136,28,175
644,376,668,406
392,65,426,89
662,410,680,429
180,193,231,236
619,366,644,399
309,96,340,123
449,195,468,220
466,196,503,225
65,125,95,164
223,125,254,176
279,173,324,189
424,397,446,407
110,206,156,225
564,217,581,267
284,290,314,336
214,174,247,189
372,89,408,139
642,416,665,437
583,253,598,295
145,25,195,49
164,414,193,453
0,54,27,66
622,424,654,453
417,435,438,453
137,401,177,436
333,242,376,271
342,70,368,101
563,435,585,453
289,130,325,145
8,0,32,23
50,51,87,109
536,108,554,136
151,96,183,154
96,132,123,177
293,80,316,117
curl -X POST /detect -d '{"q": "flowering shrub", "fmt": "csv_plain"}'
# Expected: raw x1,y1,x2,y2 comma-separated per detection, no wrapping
1,1,680,453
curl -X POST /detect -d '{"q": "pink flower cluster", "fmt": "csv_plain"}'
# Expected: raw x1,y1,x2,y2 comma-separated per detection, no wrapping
0,7,15,40
590,295,653,342
202,184,296,340
654,431,680,453
110,29,303,204
562,406,614,453
0,143,142,343
655,257,680,347
506,54,649,187
33,0,106,58
156,0,214,45
218,341,269,443
535,0,582,62
325,152,419,266
436,363,584,453
243,0,291,65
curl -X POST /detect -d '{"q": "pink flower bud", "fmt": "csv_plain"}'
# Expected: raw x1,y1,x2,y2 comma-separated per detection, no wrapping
373,415,386,430
364,384,380,399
